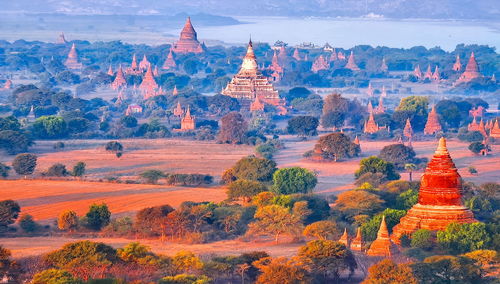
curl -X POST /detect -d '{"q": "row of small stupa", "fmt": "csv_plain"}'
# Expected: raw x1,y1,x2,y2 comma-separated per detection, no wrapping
468,117,500,138
337,138,476,257
413,53,485,83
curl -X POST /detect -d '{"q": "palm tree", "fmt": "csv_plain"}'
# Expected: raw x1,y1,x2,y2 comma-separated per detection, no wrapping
405,163,417,182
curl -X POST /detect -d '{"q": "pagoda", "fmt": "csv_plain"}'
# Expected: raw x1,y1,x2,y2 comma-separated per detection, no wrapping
468,117,487,137
374,97,385,114
350,228,364,252
57,32,68,44
432,66,440,81
457,53,482,83
490,119,500,138
329,50,338,62
367,216,399,257
172,17,204,54
180,106,196,130
338,228,349,247
111,66,127,90
367,101,374,113
126,104,143,116
107,65,114,76
323,43,334,52
163,49,177,70
292,48,301,61
173,102,184,117
423,106,442,135
126,54,142,75
452,55,462,71
345,51,360,71
115,90,125,106
337,51,346,60
423,65,433,80
139,55,151,71
172,86,179,96
64,43,83,70
391,138,476,243
364,112,380,134
311,55,329,72
3,80,12,90
380,86,387,98
26,105,35,122
221,40,282,108
413,65,423,80
278,46,288,62
139,65,160,99
250,96,265,112
366,83,374,97
380,58,388,72
269,51,284,81
403,118,413,138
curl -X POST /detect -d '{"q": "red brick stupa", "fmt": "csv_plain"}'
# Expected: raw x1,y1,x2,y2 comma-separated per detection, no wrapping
269,51,284,81
292,48,301,61
490,119,500,138
250,96,265,112
107,65,114,76
311,55,329,72
452,55,462,71
162,49,177,70
339,228,349,247
139,55,151,71
64,43,83,70
345,51,360,71
367,216,399,257
457,52,482,83
413,65,423,80
126,54,142,75
3,80,13,90
403,118,413,138
391,138,476,243
423,106,442,135
180,106,196,131
172,17,204,54
424,65,433,80
364,112,380,134
222,40,282,108
111,65,127,90
350,228,364,252
139,65,160,99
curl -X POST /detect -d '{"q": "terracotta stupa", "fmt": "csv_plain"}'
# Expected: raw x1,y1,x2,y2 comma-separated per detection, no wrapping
366,83,374,97
173,102,184,117
172,17,204,54
139,65,159,99
424,65,433,80
452,55,462,71
269,51,284,81
345,51,360,71
468,117,487,137
364,112,380,134
490,119,500,138
374,96,385,114
311,55,329,72
250,96,265,112
180,106,196,130
413,65,423,80
64,43,83,70
292,48,301,61
423,106,442,135
111,66,127,90
163,49,177,70
367,216,399,257
457,52,482,83
126,54,141,75
432,66,440,81
350,228,364,252
339,228,349,247
403,118,413,138
139,55,151,70
391,138,476,243
107,65,114,76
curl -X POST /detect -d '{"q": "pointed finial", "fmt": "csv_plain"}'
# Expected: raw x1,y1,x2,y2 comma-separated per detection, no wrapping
435,137,448,155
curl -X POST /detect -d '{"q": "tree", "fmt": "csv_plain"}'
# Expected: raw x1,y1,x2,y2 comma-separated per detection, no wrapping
396,96,429,116
105,141,123,156
31,116,67,139
72,161,86,178
232,156,277,182
321,111,345,129
84,203,111,230
404,163,417,182
0,130,32,154
314,133,360,161
271,167,317,195
135,205,174,237
411,255,482,284
360,209,406,241
468,142,485,154
139,169,166,184
253,257,310,284
298,240,357,282
121,115,138,128
207,94,240,115
0,162,10,179
437,222,491,254
335,190,384,220
411,229,434,250
463,250,498,267
12,153,37,177
67,118,90,134
303,220,340,240
58,210,79,231
362,259,417,284
159,274,212,284
172,250,204,274
117,242,151,262
0,245,21,283
287,116,319,137
19,214,37,233
227,179,267,202
32,269,78,284
379,144,416,169
45,163,69,177
217,112,248,144
247,205,303,243
355,156,400,181
0,200,21,228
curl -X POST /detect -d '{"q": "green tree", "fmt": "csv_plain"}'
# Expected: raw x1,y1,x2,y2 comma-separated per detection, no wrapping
134,205,174,237
0,162,10,178
105,141,123,156
271,167,317,195
32,269,78,284
45,163,69,177
58,210,79,231
139,169,166,184
355,156,400,181
254,257,310,284
298,240,357,282
0,200,21,228
232,156,277,182
362,259,417,284
411,255,482,284
227,179,267,202
19,214,38,233
84,203,111,231
12,153,37,177
411,229,434,250
396,96,429,116
335,190,385,220
0,130,33,154
121,115,138,128
395,189,418,210
32,116,67,139
247,205,303,243
287,116,319,137
159,274,212,284
172,250,204,274
379,144,417,170
117,242,151,262
360,209,407,241
303,220,340,240
404,163,417,182
437,222,491,254
468,142,485,154
72,161,86,178
314,133,360,161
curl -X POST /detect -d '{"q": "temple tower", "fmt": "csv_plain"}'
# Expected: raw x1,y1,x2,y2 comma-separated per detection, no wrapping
413,65,422,80
107,65,114,76
453,55,462,71
345,51,360,71
311,55,329,72
364,112,380,134
403,118,413,138
64,43,83,70
111,66,127,90
163,49,177,70
139,55,151,70
139,65,159,99
292,48,301,61
457,52,482,83
367,216,398,257
339,228,349,247
424,106,442,135
350,228,364,252
172,17,204,54
180,106,196,130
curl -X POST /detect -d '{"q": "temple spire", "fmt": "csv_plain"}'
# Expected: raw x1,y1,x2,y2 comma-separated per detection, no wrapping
424,106,442,135
345,51,360,71
367,215,398,257
339,228,349,247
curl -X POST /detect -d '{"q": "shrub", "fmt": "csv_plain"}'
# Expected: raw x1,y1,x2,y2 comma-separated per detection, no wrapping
84,203,111,231
58,210,79,231
19,214,38,233
45,163,69,177
165,174,213,186
411,229,434,250
271,167,317,195
139,169,166,184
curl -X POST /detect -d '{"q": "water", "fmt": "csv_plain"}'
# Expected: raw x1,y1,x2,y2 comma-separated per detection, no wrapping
193,16,500,51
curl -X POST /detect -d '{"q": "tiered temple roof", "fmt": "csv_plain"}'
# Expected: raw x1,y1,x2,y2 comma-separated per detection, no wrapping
367,216,399,257
413,65,422,80
329,49,338,62
364,112,380,134
311,55,329,72
432,66,440,81
424,106,442,135
391,138,476,243
139,55,151,70
172,17,204,54
180,106,196,130
173,102,184,117
345,51,360,71
490,119,500,138
457,52,482,83
64,43,83,70
163,49,177,70
126,54,142,75
269,51,284,81
423,65,433,80
139,65,160,99
172,86,179,96
221,40,282,108
468,117,487,137
111,66,127,90
374,97,385,114
453,55,462,71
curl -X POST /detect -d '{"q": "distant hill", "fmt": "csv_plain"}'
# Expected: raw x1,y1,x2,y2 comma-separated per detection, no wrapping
1,0,499,20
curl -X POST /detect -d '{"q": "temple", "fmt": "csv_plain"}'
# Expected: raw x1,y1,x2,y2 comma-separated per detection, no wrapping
452,55,462,71
173,102,184,117
364,112,380,134
311,55,329,72
163,49,177,70
338,228,349,247
268,51,284,81
490,119,500,138
366,83,374,97
424,65,433,80
380,86,387,98
457,52,482,83
350,228,364,252
345,51,360,71
432,66,440,81
2,80,12,90
107,65,114,76
367,216,398,257
57,32,68,44
64,43,83,70
139,55,151,71
403,118,413,138
221,40,283,110
172,17,205,54
292,48,301,61
468,117,487,137
139,65,161,99
413,65,423,80
423,106,442,135
111,66,127,90
391,138,476,243
180,106,196,130
250,96,265,112
373,97,385,114
126,54,142,75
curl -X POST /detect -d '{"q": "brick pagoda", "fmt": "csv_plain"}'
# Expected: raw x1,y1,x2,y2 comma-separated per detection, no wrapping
457,52,482,83
311,55,329,72
423,106,442,135
64,43,83,70
367,216,399,257
172,17,204,54
345,51,360,71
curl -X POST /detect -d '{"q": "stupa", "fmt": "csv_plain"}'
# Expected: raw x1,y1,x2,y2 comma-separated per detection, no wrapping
337,51,346,60
250,96,265,112
162,49,177,70
423,65,433,80
423,106,442,135
311,55,329,72
126,54,142,75
374,97,385,114
339,228,349,247
457,52,482,83
490,119,500,138
278,46,288,62
403,118,413,138
391,138,476,243
432,66,440,81
172,17,204,54
64,43,83,70
350,228,364,252
3,80,12,90
380,86,387,98
173,102,184,117
292,48,301,61
57,32,68,44
345,51,360,71
153,66,159,77
172,86,179,96
366,83,374,97
380,58,388,72
413,65,423,80
367,216,399,257
180,106,196,130
222,40,283,108
364,112,380,134
468,117,487,137
107,65,114,76
452,55,462,71
111,66,127,90
367,101,374,113
139,65,159,99
269,51,284,81
139,55,151,70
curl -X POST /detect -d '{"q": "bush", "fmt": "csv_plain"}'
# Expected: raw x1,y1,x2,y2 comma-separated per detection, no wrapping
271,167,317,195
139,169,166,184
53,141,65,150
0,162,10,178
468,142,485,154
12,153,37,176
45,163,69,177
411,229,434,250
227,179,267,202
84,203,111,231
58,210,79,231
165,174,213,186
19,214,38,233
